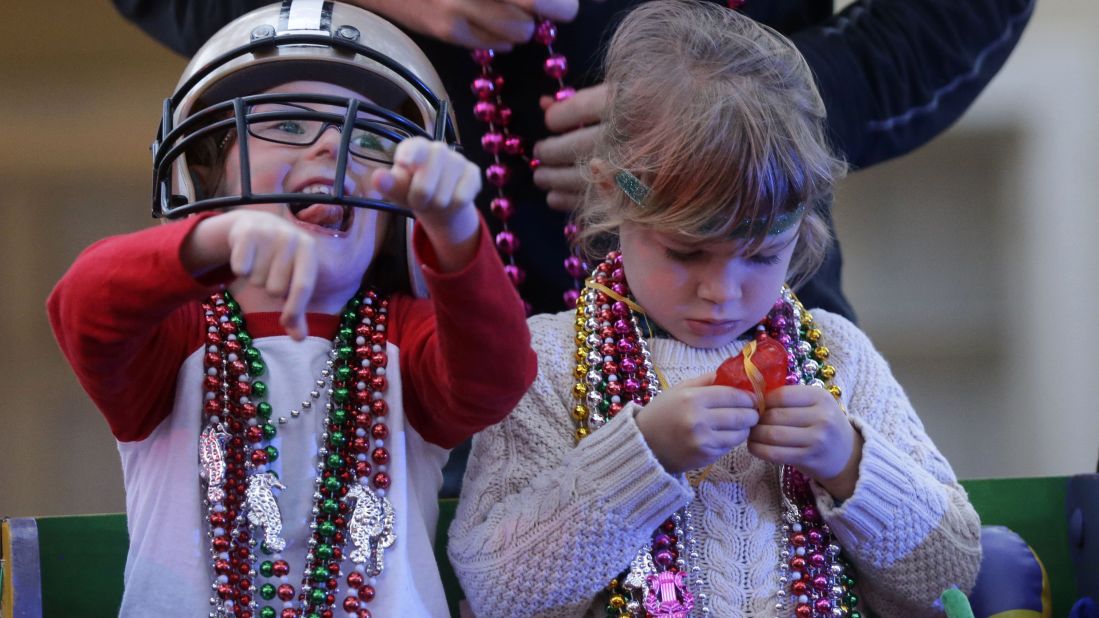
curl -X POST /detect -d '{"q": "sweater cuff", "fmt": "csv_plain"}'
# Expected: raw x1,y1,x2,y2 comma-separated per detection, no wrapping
573,402,694,531
812,417,949,554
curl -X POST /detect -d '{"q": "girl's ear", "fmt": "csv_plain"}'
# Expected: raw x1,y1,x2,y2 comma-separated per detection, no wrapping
589,157,616,195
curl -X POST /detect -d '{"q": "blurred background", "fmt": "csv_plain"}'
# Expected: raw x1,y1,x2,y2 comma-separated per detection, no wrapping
1,1,1096,517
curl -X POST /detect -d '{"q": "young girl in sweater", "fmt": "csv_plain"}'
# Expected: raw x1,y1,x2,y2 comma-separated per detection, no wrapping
448,1,981,616
48,3,534,616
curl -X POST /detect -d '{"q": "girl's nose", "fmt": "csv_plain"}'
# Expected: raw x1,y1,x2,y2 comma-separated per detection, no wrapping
697,260,744,305
306,125,343,158
305,126,369,175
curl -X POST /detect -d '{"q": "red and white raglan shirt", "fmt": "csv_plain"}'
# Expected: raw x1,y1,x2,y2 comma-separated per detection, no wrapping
48,213,536,617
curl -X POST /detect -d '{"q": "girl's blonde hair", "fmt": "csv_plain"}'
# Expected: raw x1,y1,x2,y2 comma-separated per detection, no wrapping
576,0,846,288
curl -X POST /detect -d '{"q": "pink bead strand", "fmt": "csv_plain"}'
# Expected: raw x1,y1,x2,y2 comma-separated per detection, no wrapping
471,18,586,312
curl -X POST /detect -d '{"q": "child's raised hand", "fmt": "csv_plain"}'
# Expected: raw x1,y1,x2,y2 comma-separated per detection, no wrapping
747,385,864,499
186,210,318,341
635,373,760,474
371,137,482,272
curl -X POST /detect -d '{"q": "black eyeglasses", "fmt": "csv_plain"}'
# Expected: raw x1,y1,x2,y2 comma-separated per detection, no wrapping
245,102,412,164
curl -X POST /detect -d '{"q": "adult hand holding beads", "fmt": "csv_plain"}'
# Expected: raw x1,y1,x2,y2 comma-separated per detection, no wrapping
184,210,319,341
634,372,760,474
533,82,607,212
748,385,864,500
373,136,483,273
360,0,544,51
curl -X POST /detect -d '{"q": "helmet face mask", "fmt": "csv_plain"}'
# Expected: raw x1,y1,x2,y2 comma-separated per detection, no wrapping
151,1,458,221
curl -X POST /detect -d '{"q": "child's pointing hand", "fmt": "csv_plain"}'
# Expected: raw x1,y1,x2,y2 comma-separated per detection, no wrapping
372,137,483,273
185,210,319,342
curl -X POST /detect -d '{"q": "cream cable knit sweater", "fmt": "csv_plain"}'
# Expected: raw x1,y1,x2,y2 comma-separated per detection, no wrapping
449,309,981,617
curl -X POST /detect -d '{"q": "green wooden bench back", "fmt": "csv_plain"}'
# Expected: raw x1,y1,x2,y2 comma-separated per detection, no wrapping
1,477,1081,618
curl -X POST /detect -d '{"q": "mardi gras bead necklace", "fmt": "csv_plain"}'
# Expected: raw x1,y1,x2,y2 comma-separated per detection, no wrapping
571,253,861,618
470,20,587,312
199,289,396,618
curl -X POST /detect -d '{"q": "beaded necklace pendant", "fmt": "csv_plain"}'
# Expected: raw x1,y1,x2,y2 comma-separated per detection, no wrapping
571,253,861,617
198,289,395,618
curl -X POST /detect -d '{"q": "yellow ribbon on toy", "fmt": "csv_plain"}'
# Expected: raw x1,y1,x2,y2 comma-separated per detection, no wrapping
742,340,767,416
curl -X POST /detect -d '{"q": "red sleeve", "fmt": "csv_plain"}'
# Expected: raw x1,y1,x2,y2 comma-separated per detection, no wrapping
47,214,231,442
389,218,537,448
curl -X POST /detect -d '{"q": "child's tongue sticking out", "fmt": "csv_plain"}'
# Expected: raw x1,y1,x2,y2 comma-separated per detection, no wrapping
291,203,352,232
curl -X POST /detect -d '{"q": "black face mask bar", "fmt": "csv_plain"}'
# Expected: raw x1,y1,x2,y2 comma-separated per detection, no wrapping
151,33,458,221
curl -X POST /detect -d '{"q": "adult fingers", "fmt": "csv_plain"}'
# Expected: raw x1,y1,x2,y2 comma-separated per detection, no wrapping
545,190,581,213
532,164,587,194
533,124,599,166
465,0,536,45
503,0,578,23
544,83,608,132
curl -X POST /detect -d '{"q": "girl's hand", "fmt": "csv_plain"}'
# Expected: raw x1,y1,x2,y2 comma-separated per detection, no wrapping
372,137,482,272
635,373,760,474
185,210,319,341
748,385,864,499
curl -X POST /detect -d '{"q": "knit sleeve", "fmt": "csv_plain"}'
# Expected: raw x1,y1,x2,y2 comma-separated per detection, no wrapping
447,311,694,617
808,311,982,616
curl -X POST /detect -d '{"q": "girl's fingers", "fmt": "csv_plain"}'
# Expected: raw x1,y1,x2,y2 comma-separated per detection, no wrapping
230,234,257,277
406,145,444,211
247,237,276,287
280,243,317,341
453,162,482,207
707,406,760,432
430,156,463,211
746,441,804,466
373,165,412,206
748,423,814,448
264,235,298,298
758,406,819,428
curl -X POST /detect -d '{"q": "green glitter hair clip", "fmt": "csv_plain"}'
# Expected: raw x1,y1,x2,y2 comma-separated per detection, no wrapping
615,169,806,237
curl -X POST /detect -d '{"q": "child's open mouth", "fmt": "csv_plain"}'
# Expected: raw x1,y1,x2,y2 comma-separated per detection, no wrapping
289,184,354,234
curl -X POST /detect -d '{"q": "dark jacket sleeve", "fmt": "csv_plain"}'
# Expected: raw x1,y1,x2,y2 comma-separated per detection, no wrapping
113,0,267,56
792,0,1035,168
